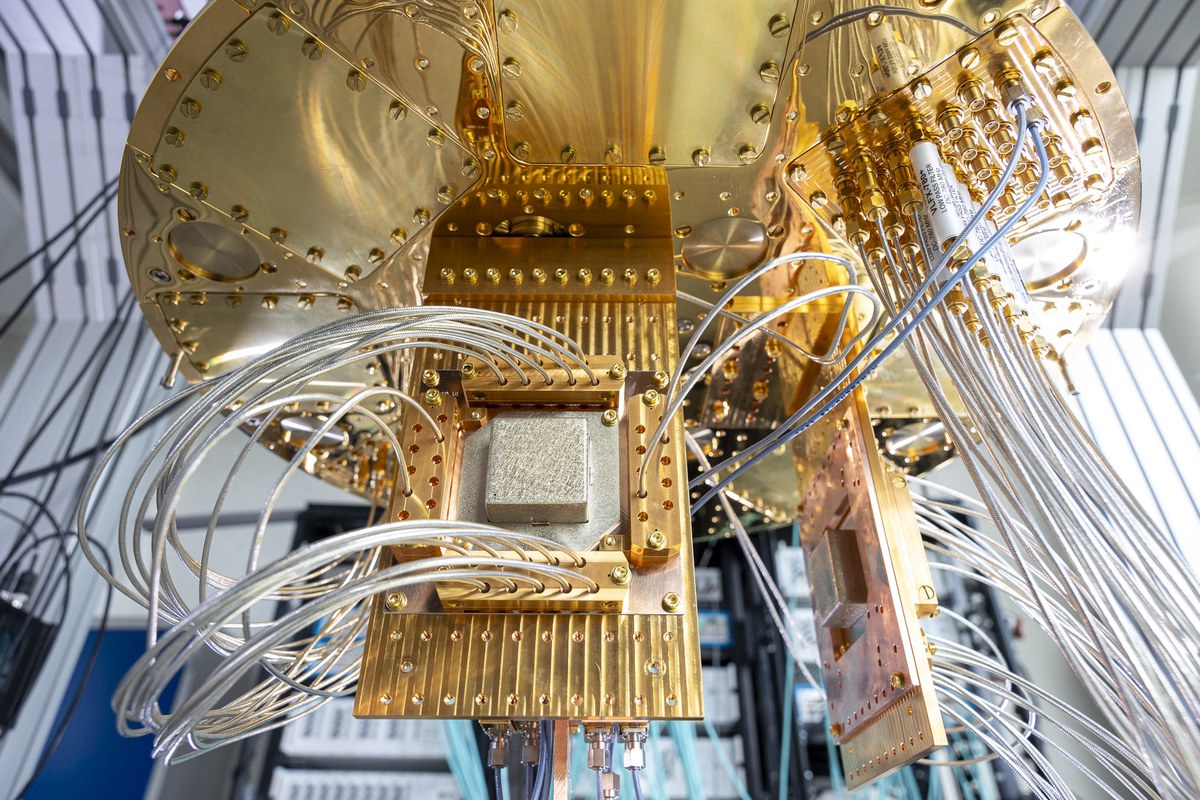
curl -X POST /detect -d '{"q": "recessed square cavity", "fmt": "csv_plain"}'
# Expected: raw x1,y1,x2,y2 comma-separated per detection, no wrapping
485,414,590,524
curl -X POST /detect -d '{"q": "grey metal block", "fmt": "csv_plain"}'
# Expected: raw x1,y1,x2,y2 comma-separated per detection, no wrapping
484,414,590,524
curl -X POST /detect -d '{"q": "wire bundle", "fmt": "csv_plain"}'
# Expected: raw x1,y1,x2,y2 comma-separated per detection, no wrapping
862,123,1200,795
75,307,601,760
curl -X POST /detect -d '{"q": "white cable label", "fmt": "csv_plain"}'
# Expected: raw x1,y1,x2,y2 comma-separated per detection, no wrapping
868,22,912,91
911,141,962,251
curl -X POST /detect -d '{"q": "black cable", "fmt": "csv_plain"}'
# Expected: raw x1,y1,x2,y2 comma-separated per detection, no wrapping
0,440,120,492
17,0,88,320
4,294,134,483
7,543,113,800
0,189,117,343
1,295,136,565
493,766,505,800
0,178,116,288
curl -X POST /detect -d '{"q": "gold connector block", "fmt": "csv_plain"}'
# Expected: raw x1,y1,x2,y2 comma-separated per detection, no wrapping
436,551,631,612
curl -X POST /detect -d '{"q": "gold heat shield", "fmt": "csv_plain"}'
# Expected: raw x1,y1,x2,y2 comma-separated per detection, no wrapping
116,0,1137,784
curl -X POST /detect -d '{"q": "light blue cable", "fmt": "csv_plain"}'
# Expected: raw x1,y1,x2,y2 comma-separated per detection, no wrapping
701,715,752,800
778,522,801,800
649,722,670,800
668,721,708,800
692,109,1050,510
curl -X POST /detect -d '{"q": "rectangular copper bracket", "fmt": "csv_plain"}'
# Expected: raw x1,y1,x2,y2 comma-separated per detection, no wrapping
798,393,945,788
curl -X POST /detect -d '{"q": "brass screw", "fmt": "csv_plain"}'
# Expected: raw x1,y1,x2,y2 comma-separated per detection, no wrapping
610,565,631,585
199,69,222,90
267,11,290,34
421,369,439,387
576,268,592,285
163,128,185,148
224,39,248,61
608,363,627,381
423,389,442,407
485,267,501,284
301,37,323,60
179,98,201,119
830,723,843,737
601,409,618,427
439,267,454,284
622,268,638,285
661,592,680,612
647,530,666,550
554,268,569,284
461,362,476,379
750,103,770,124
462,268,478,285
652,370,669,390
917,584,937,601
347,69,367,91
890,672,907,690
600,268,615,284
531,268,546,284
508,268,523,284
385,592,407,610
642,390,660,408
646,268,661,285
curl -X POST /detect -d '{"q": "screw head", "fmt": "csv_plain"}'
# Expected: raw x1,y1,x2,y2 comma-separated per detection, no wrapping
199,69,222,90
642,390,660,408
163,128,185,148
267,11,290,34
608,363,626,381
302,37,324,60
661,592,680,612
224,39,248,62
890,672,907,689
652,371,670,390
347,70,367,91
460,361,477,378
385,592,407,610
422,369,439,387
750,103,770,124
647,530,666,550
179,98,201,118
610,565,630,585
601,409,619,427
424,389,442,407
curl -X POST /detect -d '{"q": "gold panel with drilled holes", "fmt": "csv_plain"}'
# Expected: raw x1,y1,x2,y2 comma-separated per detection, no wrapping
798,392,945,789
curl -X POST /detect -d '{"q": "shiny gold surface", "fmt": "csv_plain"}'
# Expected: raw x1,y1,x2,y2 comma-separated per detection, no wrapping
118,0,1138,767
493,0,803,168
436,551,632,612
798,394,945,788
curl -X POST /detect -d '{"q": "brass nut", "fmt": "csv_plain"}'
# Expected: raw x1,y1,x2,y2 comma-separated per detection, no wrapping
890,671,907,689
601,409,619,427
608,363,627,381
421,369,439,387
661,592,681,612
609,565,631,585
385,592,408,610
830,723,843,737
461,361,477,378
642,390,661,408
652,370,670,390
423,389,442,407
647,530,666,550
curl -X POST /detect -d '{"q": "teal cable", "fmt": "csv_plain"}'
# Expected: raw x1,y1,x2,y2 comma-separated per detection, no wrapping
667,721,707,800
701,715,751,800
649,722,670,800
779,521,802,800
